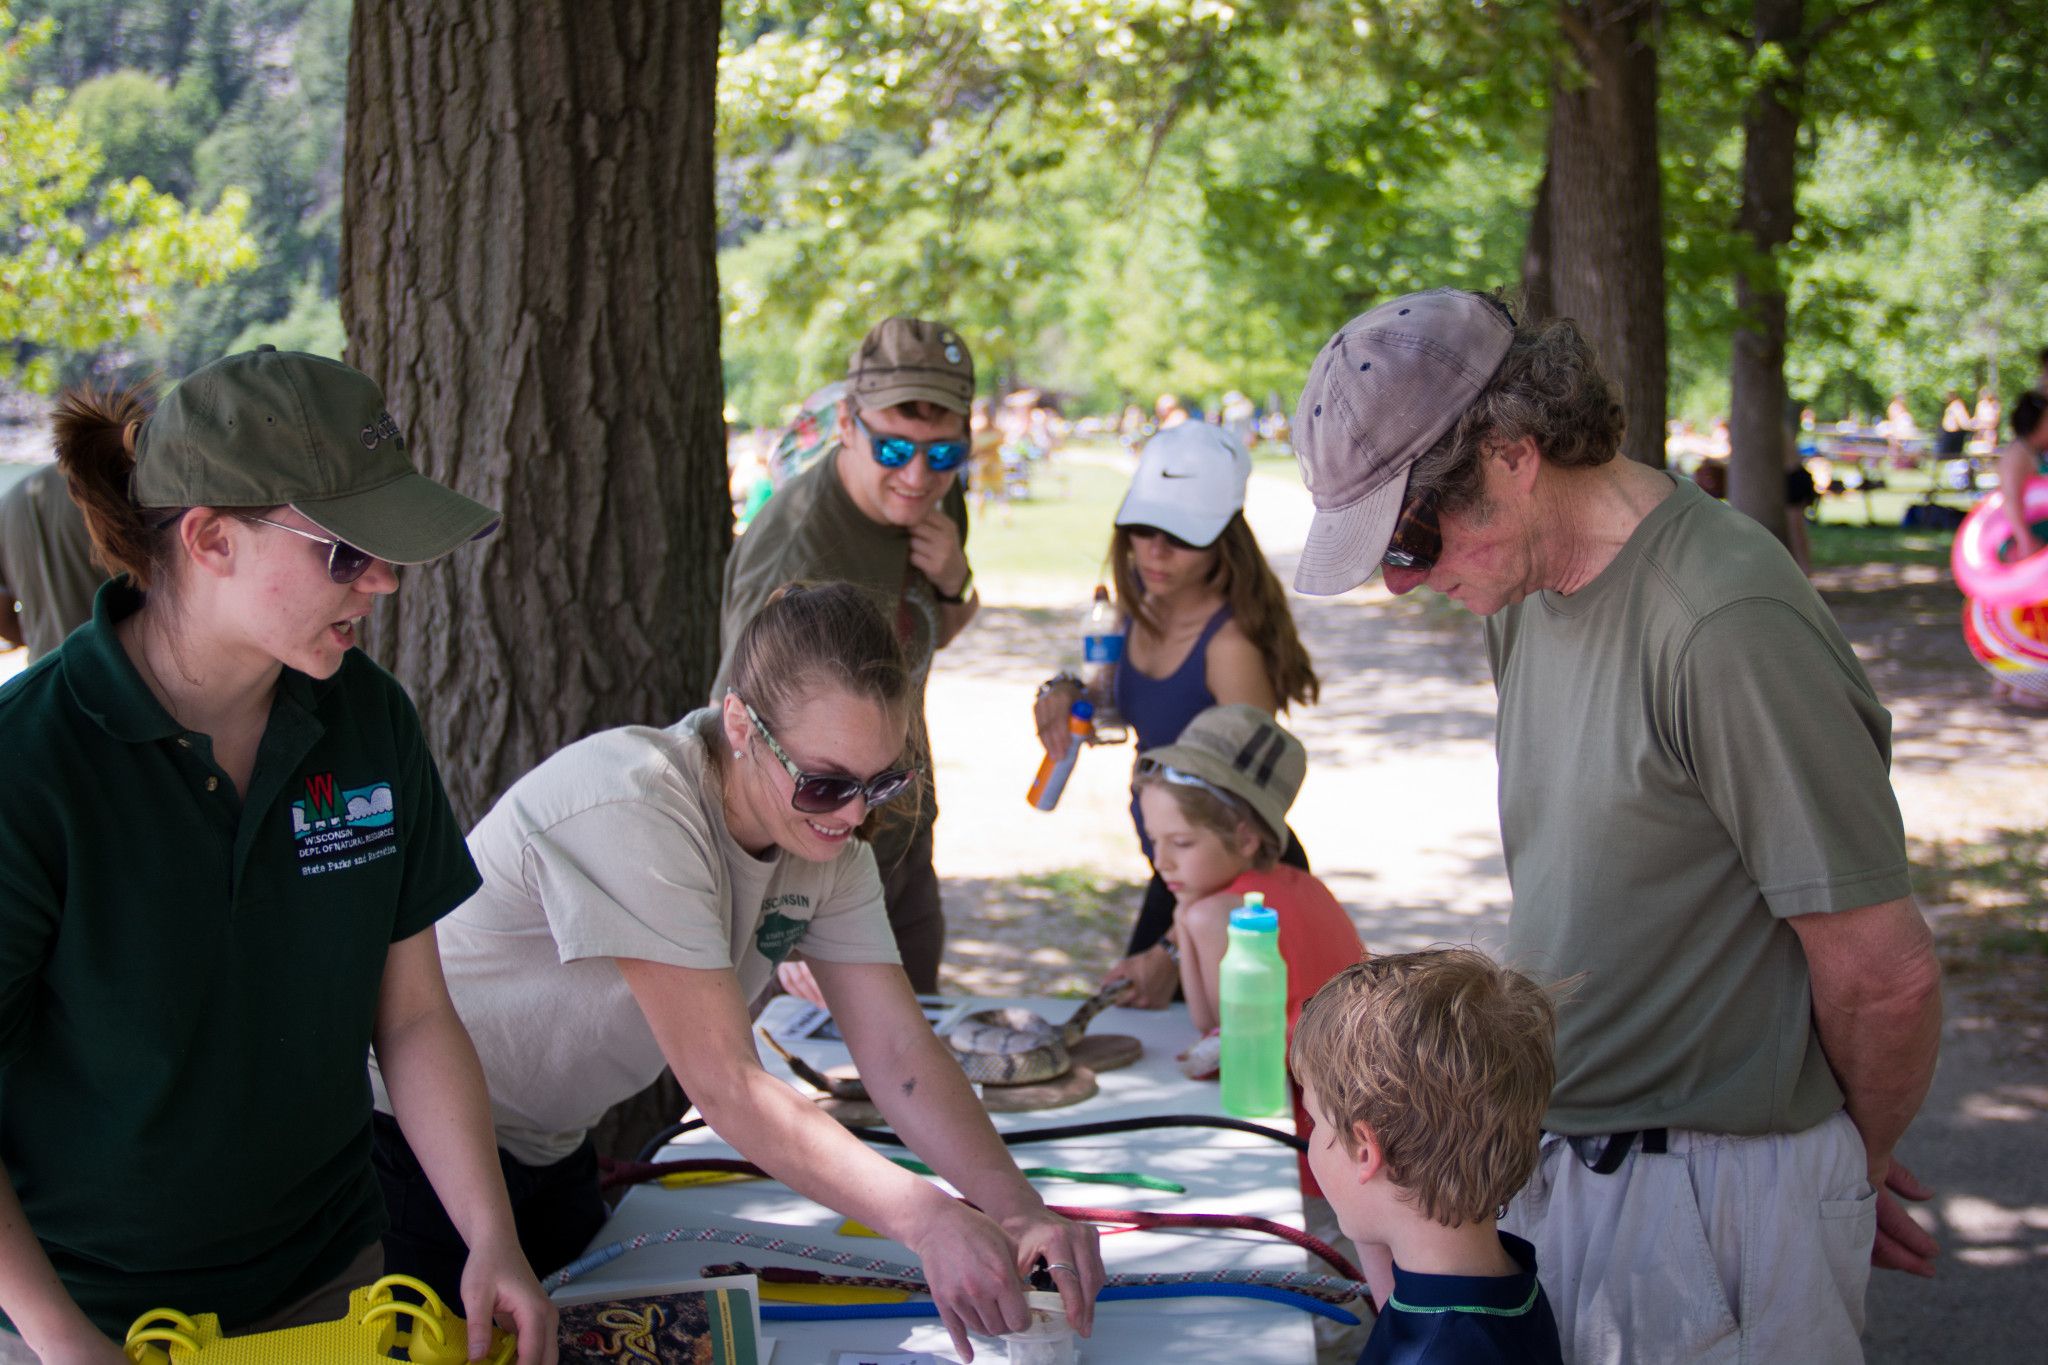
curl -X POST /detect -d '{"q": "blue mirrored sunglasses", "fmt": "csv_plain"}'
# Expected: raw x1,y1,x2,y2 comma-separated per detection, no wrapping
853,412,969,473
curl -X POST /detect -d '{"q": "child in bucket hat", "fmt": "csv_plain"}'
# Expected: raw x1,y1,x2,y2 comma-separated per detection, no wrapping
1132,706,1364,1180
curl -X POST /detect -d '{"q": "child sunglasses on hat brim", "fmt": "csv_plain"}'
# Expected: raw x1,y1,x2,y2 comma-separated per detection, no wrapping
852,412,969,473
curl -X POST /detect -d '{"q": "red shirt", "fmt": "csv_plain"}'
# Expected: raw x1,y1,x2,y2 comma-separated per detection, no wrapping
1225,865,1365,1197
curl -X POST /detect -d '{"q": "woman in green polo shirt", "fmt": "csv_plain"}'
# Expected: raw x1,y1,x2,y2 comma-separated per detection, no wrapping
0,351,554,1364
371,582,1104,1363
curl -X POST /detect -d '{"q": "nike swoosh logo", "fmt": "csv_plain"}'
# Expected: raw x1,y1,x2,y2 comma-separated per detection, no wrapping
1160,471,1195,479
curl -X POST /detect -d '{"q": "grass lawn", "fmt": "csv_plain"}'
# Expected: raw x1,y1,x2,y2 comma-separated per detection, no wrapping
966,451,1130,592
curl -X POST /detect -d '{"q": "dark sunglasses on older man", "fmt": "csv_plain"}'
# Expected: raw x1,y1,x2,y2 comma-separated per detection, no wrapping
736,692,918,814
853,412,970,473
1381,487,1443,574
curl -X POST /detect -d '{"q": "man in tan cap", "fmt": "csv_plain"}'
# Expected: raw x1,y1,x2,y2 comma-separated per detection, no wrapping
714,316,979,994
1288,290,1941,1364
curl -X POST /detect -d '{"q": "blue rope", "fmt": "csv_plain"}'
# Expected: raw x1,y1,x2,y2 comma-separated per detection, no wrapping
761,1283,1360,1325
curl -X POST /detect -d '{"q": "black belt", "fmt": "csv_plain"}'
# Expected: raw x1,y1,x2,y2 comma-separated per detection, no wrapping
1562,1127,1668,1174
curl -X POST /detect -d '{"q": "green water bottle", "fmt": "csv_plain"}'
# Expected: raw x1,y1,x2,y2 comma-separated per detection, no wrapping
1220,892,1290,1117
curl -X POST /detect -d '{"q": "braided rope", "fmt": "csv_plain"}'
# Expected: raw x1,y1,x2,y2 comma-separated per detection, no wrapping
545,1224,1371,1306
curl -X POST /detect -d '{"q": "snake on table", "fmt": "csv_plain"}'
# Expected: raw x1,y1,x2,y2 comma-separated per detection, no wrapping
763,979,1135,1098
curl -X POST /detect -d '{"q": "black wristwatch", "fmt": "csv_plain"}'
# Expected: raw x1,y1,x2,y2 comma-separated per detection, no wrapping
935,566,975,604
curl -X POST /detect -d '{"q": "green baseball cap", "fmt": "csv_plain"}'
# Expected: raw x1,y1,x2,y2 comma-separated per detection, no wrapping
133,347,500,564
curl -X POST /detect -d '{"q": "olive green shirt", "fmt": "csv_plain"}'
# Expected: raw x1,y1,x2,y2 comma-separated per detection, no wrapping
0,581,480,1336
712,451,969,875
1486,477,1911,1137
0,465,104,660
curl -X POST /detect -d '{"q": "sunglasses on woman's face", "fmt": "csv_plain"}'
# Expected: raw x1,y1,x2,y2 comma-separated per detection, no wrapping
235,514,378,584
1381,488,1443,574
736,694,917,815
853,412,970,473
1124,524,1206,552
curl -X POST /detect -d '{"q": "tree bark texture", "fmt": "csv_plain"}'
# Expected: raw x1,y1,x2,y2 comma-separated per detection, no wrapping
1729,0,1807,542
1519,167,1555,323
341,0,728,825
1544,0,1668,468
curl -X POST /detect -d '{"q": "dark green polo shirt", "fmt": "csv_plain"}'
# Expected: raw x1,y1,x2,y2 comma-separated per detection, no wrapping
0,580,481,1336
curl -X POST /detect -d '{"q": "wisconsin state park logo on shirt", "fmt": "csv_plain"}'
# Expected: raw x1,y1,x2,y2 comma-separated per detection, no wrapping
290,770,400,876
755,893,813,963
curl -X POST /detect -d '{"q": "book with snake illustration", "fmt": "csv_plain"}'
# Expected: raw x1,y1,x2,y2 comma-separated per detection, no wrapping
555,1277,762,1365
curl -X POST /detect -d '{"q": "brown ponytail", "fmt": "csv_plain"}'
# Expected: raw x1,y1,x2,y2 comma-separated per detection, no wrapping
727,580,912,730
52,384,165,586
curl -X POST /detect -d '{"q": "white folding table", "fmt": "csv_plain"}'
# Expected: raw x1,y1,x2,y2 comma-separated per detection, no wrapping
555,996,1323,1364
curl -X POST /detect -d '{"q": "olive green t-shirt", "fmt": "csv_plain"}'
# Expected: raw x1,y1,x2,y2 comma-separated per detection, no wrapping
1486,476,1910,1137
0,464,105,660
0,581,481,1336
712,450,969,874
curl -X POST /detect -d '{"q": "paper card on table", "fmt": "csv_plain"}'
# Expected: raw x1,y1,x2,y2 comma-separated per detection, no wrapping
553,1274,763,1364
829,1353,947,1365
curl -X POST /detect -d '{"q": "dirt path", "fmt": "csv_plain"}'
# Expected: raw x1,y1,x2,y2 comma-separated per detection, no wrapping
930,472,2048,1365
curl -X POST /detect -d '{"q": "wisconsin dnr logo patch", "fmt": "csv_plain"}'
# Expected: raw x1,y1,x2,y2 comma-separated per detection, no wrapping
754,908,811,964
291,771,399,876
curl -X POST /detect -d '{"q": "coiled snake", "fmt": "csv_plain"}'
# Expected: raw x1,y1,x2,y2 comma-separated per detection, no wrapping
945,979,1134,1084
764,980,1138,1102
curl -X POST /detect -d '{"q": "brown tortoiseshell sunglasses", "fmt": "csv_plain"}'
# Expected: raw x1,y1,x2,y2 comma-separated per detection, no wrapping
1382,486,1443,573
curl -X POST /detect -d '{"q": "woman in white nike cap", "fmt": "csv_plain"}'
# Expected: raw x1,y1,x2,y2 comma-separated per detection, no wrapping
1031,421,1319,1005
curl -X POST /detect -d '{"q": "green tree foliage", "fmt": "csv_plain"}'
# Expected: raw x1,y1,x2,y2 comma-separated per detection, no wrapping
0,5,256,391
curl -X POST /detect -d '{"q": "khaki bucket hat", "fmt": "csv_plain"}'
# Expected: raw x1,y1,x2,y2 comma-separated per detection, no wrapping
1138,704,1307,845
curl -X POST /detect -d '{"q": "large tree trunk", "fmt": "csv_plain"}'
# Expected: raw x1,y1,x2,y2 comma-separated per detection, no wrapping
1519,167,1555,323
340,0,728,827
1729,0,1806,542
1544,0,1668,468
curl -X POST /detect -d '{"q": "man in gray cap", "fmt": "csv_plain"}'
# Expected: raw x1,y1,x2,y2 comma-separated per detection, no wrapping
714,316,979,994
1289,290,1942,1363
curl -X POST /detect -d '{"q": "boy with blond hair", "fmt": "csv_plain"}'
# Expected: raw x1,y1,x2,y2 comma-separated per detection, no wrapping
1292,950,1563,1364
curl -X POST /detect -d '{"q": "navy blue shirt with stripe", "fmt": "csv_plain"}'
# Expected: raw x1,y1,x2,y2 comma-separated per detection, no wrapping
1359,1233,1563,1365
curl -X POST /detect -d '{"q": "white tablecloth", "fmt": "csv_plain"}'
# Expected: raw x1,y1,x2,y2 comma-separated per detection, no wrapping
556,996,1321,1364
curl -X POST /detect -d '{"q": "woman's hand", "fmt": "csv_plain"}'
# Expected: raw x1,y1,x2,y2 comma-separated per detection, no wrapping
776,957,827,1007
910,1202,1034,1362
1102,942,1176,1008
998,1208,1105,1338
459,1236,559,1365
24,1323,128,1365
1033,682,1085,760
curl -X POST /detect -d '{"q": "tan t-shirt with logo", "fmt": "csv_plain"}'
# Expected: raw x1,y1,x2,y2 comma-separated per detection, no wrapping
369,708,900,1165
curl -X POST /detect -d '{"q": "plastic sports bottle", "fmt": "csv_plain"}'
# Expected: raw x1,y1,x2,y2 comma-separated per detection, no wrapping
1028,700,1094,811
1219,892,1290,1117
1081,586,1129,744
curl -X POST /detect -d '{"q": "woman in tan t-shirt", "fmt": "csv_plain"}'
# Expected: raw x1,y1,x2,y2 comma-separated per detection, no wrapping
373,583,1103,1360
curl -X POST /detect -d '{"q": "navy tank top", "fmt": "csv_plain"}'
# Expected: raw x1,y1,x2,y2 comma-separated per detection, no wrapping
1115,604,1234,858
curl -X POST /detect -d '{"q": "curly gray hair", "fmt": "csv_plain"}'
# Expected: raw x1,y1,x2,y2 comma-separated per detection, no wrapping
1405,315,1626,513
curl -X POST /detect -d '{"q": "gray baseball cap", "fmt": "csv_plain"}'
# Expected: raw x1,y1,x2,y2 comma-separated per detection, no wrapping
1290,289,1513,595
846,316,975,415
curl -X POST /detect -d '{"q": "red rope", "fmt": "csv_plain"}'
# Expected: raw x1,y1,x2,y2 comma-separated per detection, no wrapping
595,1158,1362,1283
1042,1205,1363,1284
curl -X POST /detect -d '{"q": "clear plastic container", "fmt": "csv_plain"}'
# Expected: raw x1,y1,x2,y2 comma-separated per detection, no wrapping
1000,1291,1078,1365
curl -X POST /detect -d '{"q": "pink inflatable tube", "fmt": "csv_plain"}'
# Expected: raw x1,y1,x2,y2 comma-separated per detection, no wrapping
1953,477,2048,606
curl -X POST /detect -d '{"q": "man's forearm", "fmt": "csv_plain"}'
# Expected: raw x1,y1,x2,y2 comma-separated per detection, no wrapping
1812,947,1942,1171
936,592,979,648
